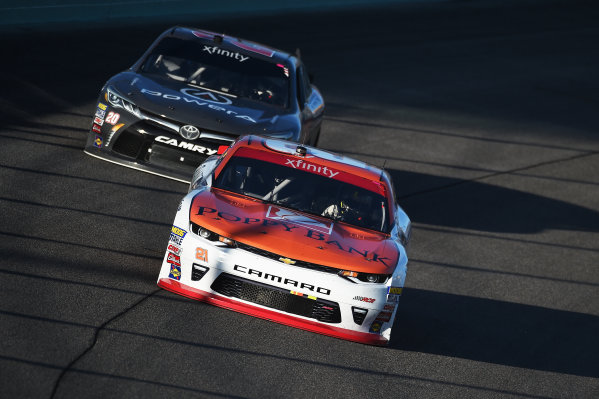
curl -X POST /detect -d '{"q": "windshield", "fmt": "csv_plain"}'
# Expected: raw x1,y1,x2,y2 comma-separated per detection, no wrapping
213,153,390,233
140,37,290,108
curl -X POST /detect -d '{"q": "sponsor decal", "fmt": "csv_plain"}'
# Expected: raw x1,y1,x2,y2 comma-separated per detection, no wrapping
235,146,388,196
388,287,403,295
234,265,331,295
266,206,333,236
168,263,181,280
93,116,104,126
195,247,208,262
167,243,181,255
105,111,120,125
171,226,187,237
167,252,181,265
142,87,231,105
97,102,107,111
140,88,256,123
95,108,106,119
383,303,396,311
369,321,382,333
155,136,218,155
202,45,249,62
290,291,317,300
180,87,232,105
387,294,401,303
284,158,339,178
195,206,392,266
278,257,295,265
169,225,187,245
353,296,375,303
304,230,391,266
375,311,392,322
94,135,102,148
92,124,102,133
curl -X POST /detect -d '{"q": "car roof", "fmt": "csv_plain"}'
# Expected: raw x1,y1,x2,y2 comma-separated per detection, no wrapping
169,26,295,65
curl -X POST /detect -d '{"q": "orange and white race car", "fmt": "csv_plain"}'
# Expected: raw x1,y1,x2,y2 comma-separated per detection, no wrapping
157,135,411,345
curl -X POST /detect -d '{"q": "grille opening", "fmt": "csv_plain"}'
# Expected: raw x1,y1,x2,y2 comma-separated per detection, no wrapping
211,272,341,323
112,130,144,158
148,143,208,170
352,307,368,325
191,263,209,281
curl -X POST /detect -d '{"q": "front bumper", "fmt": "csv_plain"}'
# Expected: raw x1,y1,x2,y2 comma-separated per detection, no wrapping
84,100,236,183
156,213,404,345
158,278,390,345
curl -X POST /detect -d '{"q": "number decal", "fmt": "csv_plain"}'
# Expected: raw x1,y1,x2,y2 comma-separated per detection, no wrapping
196,247,208,262
106,111,120,125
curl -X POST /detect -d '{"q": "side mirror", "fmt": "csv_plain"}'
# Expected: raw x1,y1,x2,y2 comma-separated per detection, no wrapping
395,205,412,248
189,161,215,192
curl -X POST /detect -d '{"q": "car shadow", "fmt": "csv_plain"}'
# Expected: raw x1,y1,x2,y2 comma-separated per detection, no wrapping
387,169,599,234
389,288,599,378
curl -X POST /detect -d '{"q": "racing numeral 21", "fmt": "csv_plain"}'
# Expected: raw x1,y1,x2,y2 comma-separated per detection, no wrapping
196,247,208,262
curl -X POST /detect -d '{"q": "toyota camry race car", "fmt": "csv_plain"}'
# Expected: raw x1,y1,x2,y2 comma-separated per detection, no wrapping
84,26,324,182
157,135,411,345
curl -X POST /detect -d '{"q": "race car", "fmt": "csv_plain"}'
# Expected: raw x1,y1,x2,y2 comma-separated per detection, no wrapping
84,26,324,183
157,135,411,345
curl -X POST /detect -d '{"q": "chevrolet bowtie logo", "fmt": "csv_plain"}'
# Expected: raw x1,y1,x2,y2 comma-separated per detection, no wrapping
279,257,296,265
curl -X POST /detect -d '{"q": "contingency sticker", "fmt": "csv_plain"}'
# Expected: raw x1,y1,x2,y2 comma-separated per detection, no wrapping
167,243,181,256
167,252,181,265
387,294,400,303
375,311,392,322
369,321,382,333
94,136,103,148
353,296,375,303
169,226,187,245
168,263,181,280
383,303,396,311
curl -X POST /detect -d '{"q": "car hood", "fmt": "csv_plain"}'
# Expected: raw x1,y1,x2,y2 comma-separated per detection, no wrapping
189,188,400,274
109,71,297,135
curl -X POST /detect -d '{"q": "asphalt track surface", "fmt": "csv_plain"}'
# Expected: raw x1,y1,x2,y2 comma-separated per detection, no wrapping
1,1,599,398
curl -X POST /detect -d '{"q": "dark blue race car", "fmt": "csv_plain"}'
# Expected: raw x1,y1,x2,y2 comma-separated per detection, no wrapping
84,26,324,182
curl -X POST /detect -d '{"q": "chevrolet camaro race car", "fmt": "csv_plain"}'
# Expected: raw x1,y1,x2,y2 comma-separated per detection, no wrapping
157,136,411,345
84,26,324,182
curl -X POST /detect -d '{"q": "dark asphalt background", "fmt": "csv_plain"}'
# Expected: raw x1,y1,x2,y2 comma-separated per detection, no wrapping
1,0,598,397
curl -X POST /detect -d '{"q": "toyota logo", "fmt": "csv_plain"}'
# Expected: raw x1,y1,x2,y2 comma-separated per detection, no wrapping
179,125,200,140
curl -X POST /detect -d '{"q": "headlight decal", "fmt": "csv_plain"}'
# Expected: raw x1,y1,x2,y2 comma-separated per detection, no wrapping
106,87,141,118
